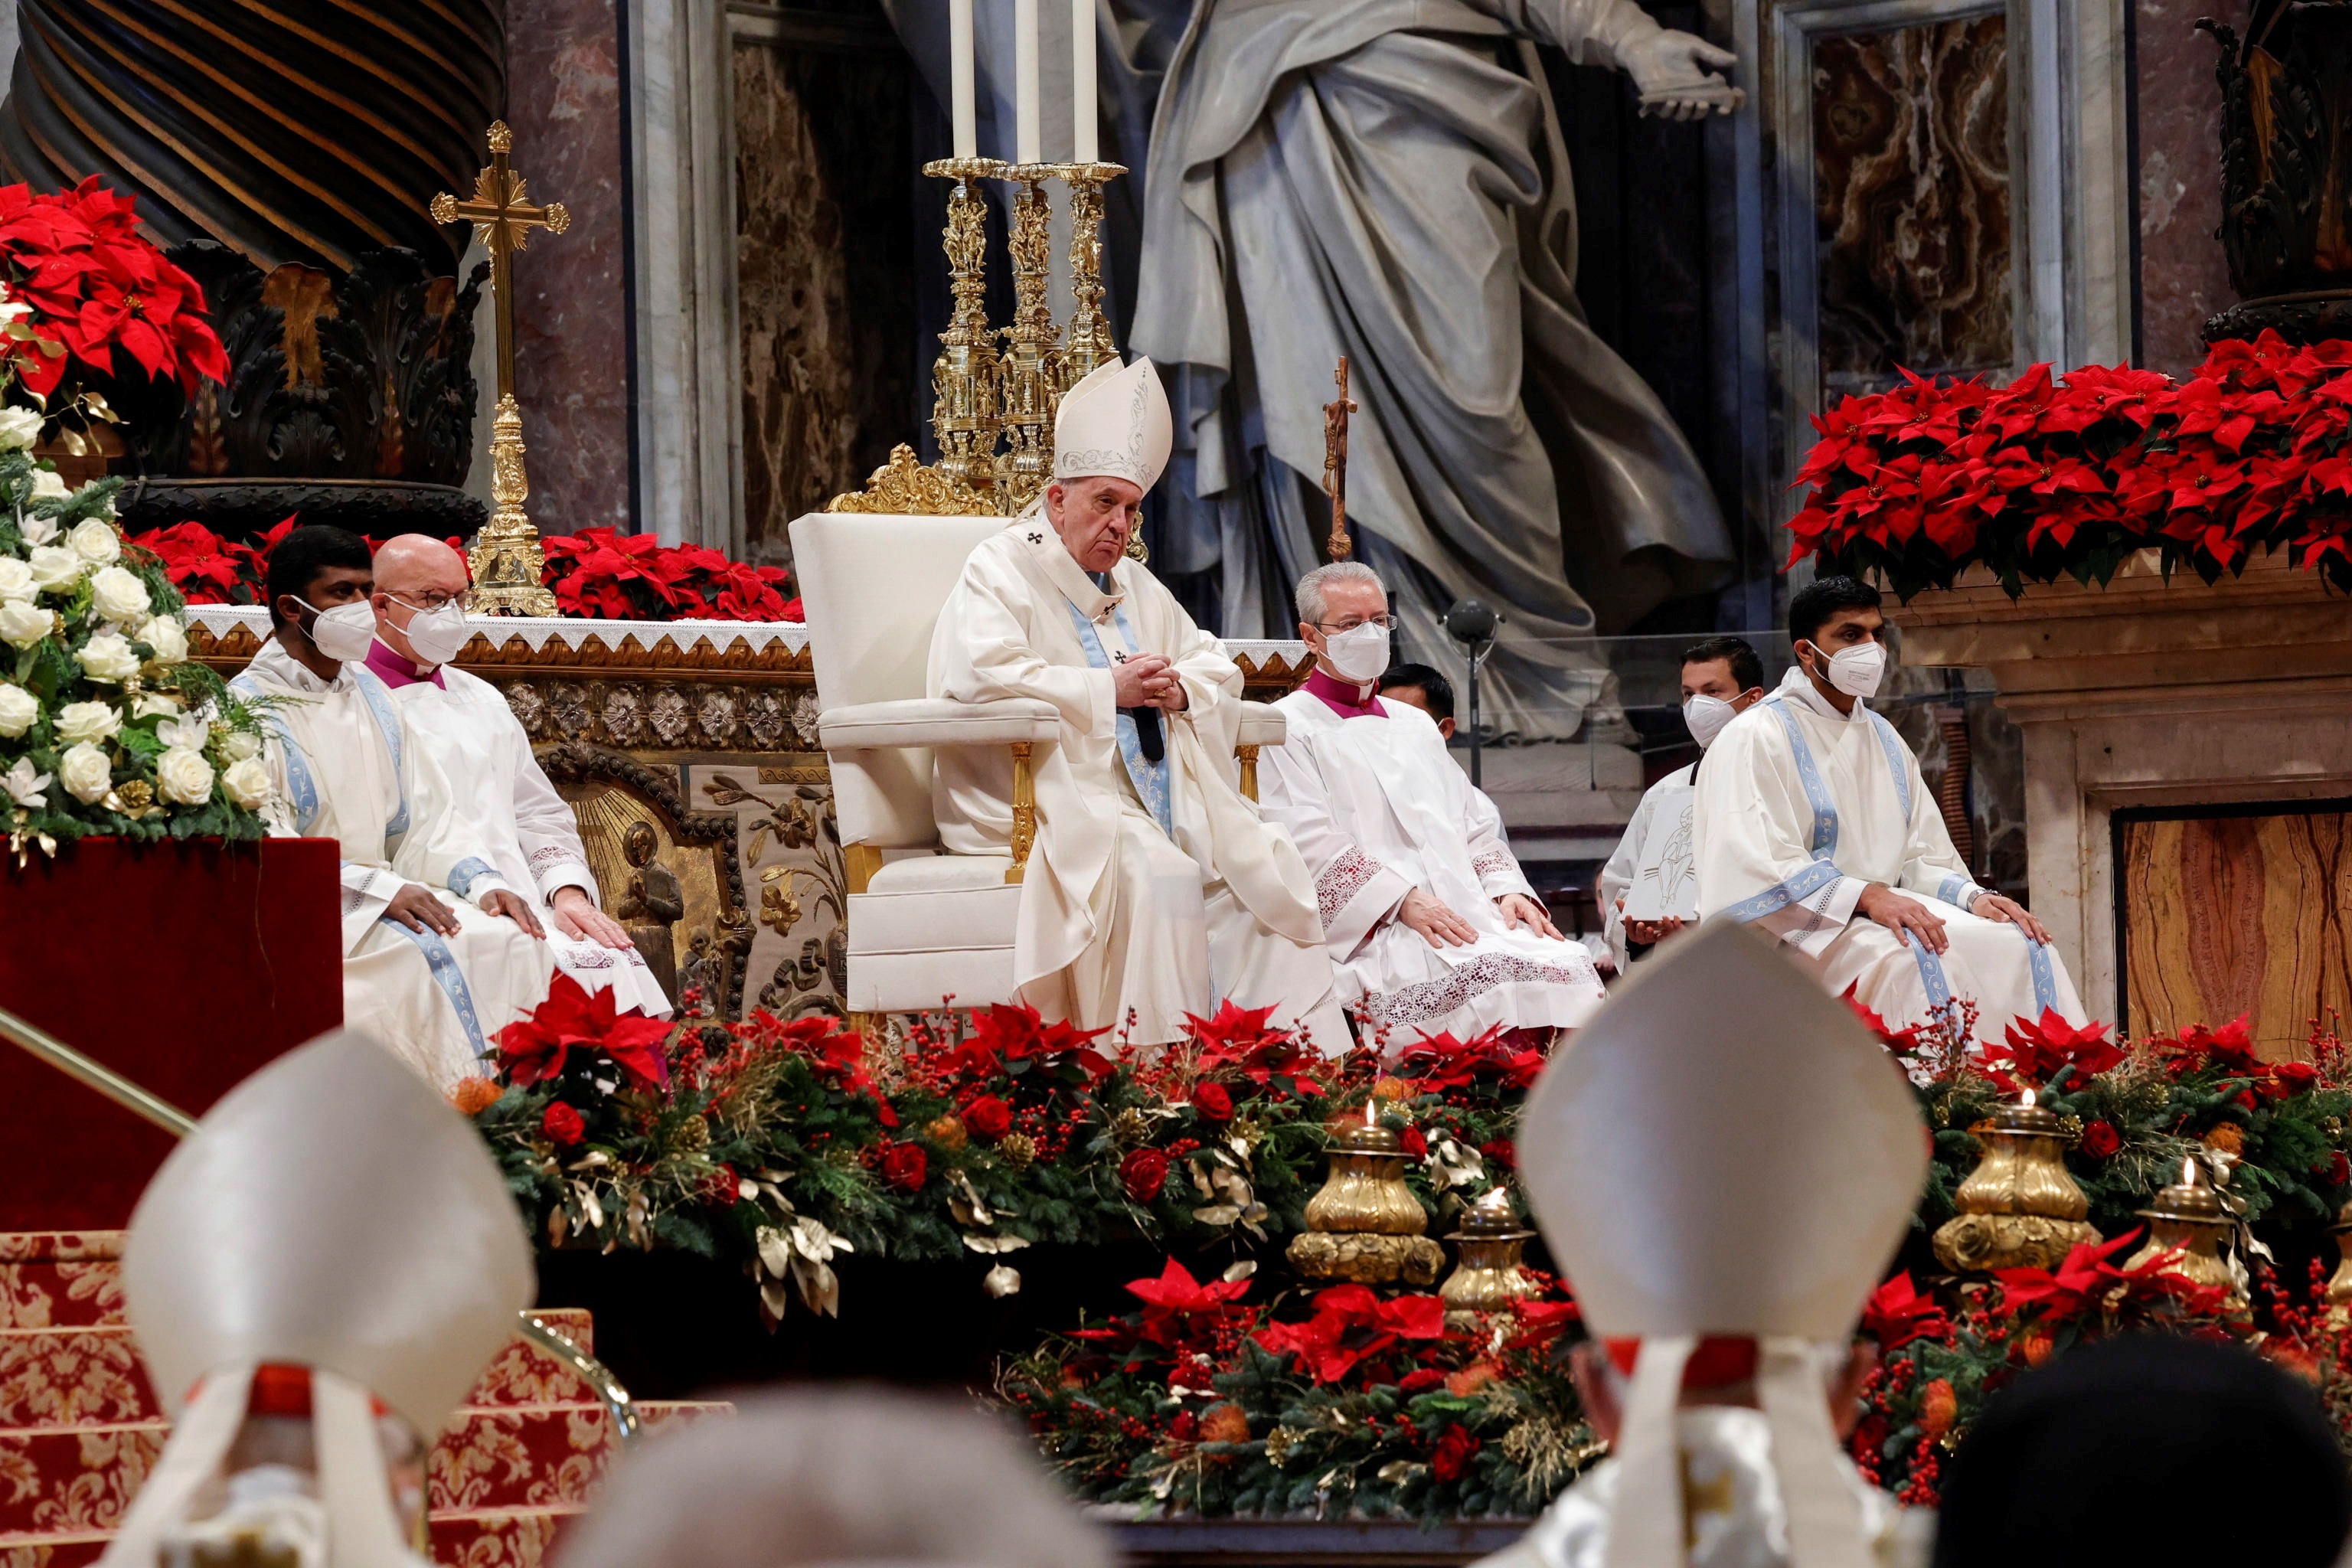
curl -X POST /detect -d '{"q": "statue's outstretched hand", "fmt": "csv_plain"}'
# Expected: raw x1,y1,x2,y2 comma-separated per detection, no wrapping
1619,31,1743,119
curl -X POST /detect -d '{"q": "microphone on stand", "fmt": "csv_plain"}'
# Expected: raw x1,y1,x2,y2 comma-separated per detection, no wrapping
1444,599,1500,787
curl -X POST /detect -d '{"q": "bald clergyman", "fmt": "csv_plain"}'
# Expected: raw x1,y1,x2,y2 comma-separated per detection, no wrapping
927,358,1348,1052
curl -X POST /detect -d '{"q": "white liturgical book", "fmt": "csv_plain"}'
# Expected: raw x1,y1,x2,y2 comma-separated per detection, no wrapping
1623,795,1699,925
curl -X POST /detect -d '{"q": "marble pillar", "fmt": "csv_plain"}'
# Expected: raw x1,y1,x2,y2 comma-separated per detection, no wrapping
508,0,636,534
2134,0,2240,376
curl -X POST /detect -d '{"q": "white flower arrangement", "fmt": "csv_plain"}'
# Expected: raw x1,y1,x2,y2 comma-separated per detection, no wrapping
0,315,273,860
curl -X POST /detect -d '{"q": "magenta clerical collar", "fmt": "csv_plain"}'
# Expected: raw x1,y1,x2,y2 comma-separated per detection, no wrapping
364,639,444,690
1304,667,1385,717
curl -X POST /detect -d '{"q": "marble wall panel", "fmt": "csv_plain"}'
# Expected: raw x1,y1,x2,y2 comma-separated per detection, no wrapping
1811,17,2013,401
508,0,635,534
733,38,920,568
2134,0,2239,377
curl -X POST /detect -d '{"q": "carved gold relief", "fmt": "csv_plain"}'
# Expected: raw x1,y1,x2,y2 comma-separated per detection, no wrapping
824,443,996,516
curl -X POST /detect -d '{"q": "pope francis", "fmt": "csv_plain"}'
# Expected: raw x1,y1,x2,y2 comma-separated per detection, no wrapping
927,358,1347,1050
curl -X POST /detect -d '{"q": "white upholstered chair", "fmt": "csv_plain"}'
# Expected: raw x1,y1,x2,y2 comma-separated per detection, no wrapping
789,511,1289,1016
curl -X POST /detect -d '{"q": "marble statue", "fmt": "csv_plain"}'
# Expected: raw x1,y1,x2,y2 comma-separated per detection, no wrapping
883,0,1742,740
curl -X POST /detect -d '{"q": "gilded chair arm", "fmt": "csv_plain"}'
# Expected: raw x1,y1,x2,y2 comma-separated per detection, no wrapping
1233,701,1285,802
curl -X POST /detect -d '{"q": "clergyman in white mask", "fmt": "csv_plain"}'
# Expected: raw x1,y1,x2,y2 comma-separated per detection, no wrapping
1256,561,1603,1043
233,524,554,1087
365,535,670,1018
1598,637,1766,972
1691,576,2083,1045
1478,921,1937,1568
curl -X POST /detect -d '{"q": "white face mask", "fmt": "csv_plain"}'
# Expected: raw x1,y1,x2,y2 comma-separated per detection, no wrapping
1806,639,1887,700
1319,622,1391,684
295,598,378,663
394,599,472,666
1681,693,1738,749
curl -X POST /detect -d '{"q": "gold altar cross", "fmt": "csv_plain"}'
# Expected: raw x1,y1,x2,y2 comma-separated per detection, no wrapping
1321,355,1357,562
430,122,568,616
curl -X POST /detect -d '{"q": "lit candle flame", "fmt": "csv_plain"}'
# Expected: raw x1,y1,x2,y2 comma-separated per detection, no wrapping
2020,1086,2037,1109
1365,1099,1378,1129
2182,1155,2199,1186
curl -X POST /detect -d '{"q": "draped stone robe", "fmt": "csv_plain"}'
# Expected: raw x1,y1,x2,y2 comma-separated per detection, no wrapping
928,522,1346,1049
234,639,556,1087
369,648,671,1019
1693,669,2085,1043
1260,673,1603,1039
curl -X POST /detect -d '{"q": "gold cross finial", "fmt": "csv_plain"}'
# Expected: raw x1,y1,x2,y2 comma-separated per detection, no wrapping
430,121,569,616
1321,354,1358,562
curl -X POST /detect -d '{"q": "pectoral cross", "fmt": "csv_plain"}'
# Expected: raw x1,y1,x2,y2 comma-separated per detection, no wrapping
1321,354,1357,562
432,121,570,401
430,122,569,616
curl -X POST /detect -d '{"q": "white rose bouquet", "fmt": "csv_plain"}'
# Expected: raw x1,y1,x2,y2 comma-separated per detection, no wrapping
0,403,271,859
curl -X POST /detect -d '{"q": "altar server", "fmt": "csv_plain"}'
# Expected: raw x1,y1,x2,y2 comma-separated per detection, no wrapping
1598,637,1766,972
558,1387,1109,1568
1483,920,1935,1568
1258,562,1602,1042
98,1031,534,1568
928,357,1345,1050
1693,577,2082,1044
366,534,670,1018
235,526,554,1086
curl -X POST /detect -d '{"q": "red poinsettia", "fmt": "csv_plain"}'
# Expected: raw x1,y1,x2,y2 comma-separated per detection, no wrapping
1102,1257,1254,1354
1253,1282,1448,1384
947,1002,1114,1086
1860,1271,1949,1351
1186,1001,1324,1098
2158,1016,2259,1079
1994,1229,2230,1325
495,972,675,1090
1395,1024,1547,1093
0,178,228,399
1981,1009,2123,1090
540,527,799,623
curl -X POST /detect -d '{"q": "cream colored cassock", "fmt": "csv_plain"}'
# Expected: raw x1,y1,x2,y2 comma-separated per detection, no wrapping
927,355,1345,1050
1693,668,2083,1044
1259,678,1602,1039
235,639,555,1087
377,657,671,1018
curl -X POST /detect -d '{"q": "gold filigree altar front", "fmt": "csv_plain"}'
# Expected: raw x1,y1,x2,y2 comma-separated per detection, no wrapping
188,609,1307,1024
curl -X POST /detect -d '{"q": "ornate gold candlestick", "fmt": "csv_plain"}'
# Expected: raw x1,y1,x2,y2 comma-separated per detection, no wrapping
2325,1199,2352,1327
1285,1105,1444,1286
432,121,567,617
2125,1156,2244,1308
920,158,1007,498
1439,1187,1537,1331
1051,162,1125,388
992,164,1062,514
1931,1089,2099,1272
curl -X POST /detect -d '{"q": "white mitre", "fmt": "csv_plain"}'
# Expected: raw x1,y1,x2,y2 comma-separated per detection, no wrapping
1518,921,1927,1568
99,1031,534,1568
1053,355,1171,492
557,1386,1112,1568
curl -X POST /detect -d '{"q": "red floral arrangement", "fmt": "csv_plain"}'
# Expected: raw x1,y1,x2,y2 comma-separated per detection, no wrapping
541,527,800,622
1788,332,2352,599
0,178,228,403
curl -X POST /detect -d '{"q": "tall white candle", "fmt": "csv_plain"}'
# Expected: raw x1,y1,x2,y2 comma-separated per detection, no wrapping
1071,0,1096,163
949,0,976,159
1014,0,1040,164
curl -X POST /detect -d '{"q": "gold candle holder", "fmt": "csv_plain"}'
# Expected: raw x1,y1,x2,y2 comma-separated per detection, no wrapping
1051,162,1125,389
923,157,1007,495
1931,1089,2099,1273
2324,1198,2352,1327
992,163,1062,514
1285,1104,1445,1286
1439,1187,1537,1332
2125,1156,2244,1308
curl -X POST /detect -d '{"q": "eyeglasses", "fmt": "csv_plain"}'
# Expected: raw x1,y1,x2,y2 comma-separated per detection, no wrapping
1315,614,1396,632
388,589,476,614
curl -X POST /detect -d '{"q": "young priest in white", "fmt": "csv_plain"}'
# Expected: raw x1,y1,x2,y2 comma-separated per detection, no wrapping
1692,576,2083,1044
234,525,554,1087
365,534,670,1018
1257,562,1602,1044
927,357,1345,1051
1486,922,1936,1568
1597,636,1766,972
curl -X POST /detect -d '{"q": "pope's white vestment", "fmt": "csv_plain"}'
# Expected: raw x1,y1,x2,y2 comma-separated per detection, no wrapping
234,639,555,1086
1596,760,1696,973
928,523,1348,1050
1693,668,2084,1041
371,651,671,1018
1259,675,1602,1040
1474,1408,1932,1568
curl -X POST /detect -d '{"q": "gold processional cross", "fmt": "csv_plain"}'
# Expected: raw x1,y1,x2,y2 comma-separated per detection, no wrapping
1321,354,1357,563
432,121,570,616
